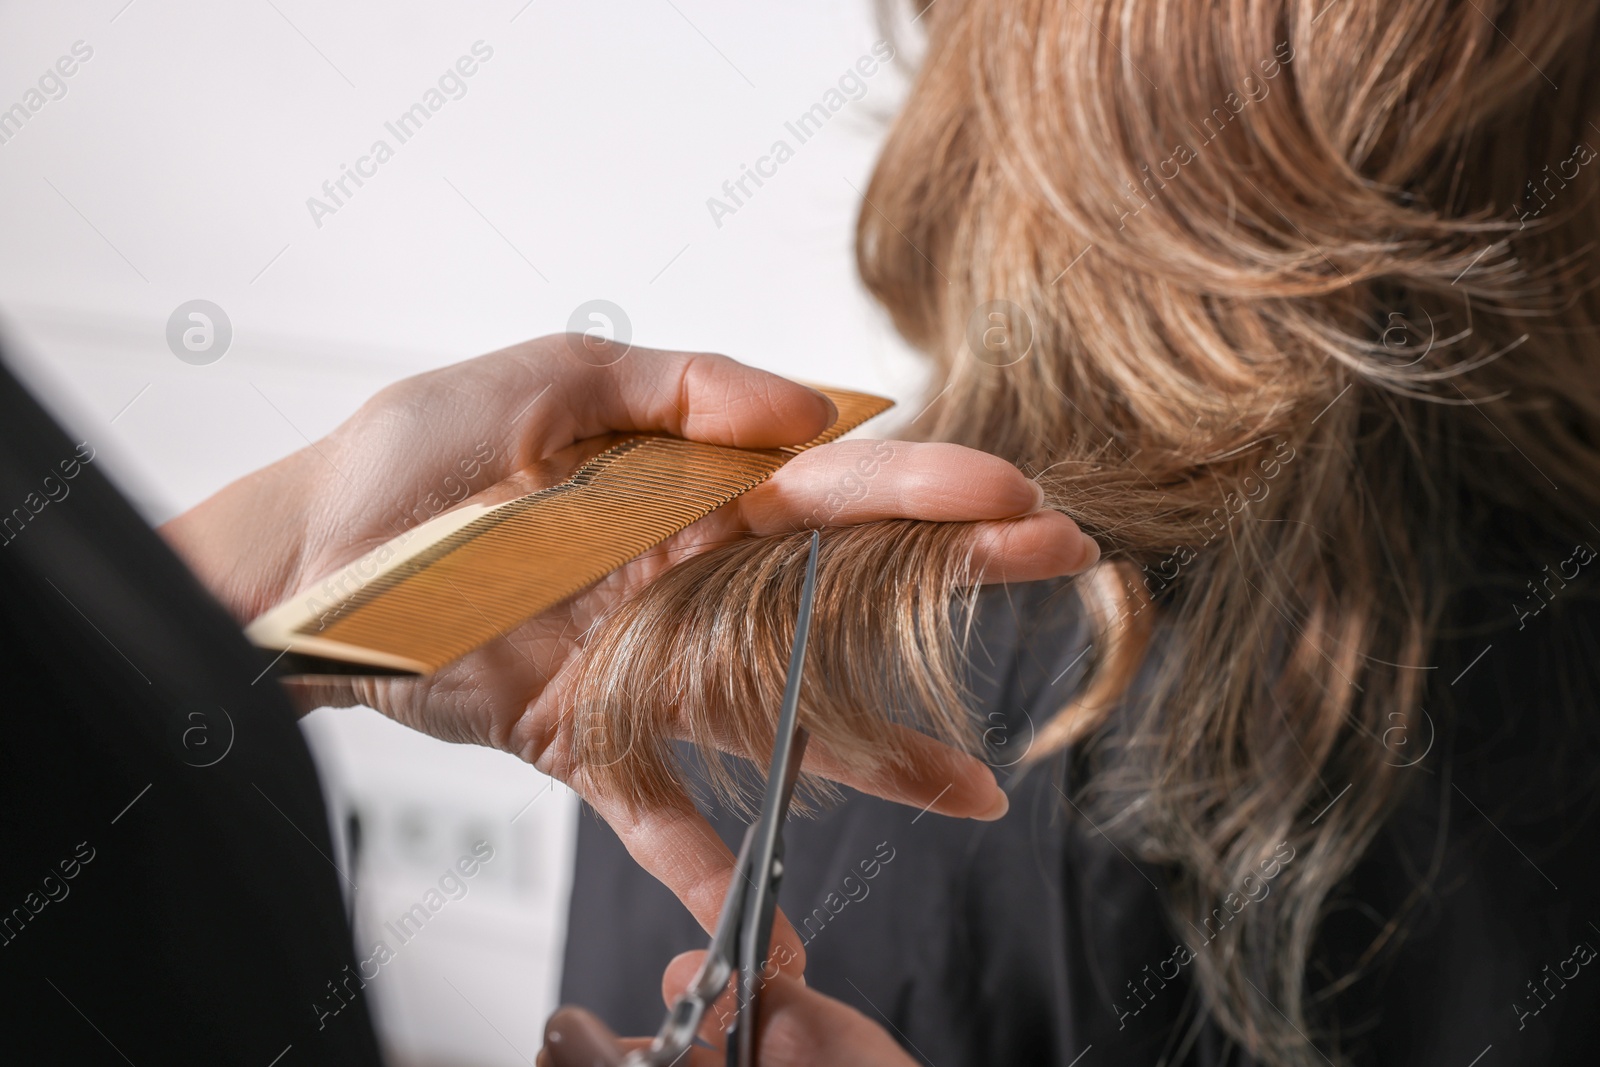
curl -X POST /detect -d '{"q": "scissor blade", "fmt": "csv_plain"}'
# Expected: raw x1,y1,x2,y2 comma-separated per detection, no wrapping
728,530,821,1067
766,529,820,805
634,532,824,1067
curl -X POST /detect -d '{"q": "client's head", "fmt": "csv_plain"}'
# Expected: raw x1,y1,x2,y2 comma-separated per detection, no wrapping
570,2,1600,1062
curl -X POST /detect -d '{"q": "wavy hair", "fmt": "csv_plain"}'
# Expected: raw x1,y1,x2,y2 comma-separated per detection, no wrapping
569,2,1600,1062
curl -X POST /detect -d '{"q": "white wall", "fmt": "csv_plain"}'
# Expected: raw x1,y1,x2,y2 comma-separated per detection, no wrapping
0,2,924,1064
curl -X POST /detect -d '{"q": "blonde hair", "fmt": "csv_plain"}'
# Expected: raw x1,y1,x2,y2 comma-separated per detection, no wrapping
570,2,1600,1062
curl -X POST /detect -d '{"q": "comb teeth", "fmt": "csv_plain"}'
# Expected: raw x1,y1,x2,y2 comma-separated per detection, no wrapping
246,386,893,676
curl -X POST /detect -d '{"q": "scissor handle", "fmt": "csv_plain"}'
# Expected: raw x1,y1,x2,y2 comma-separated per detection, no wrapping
624,826,757,1065
729,725,809,1066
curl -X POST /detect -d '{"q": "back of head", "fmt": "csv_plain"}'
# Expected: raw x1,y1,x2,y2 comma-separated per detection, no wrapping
573,3,1600,1062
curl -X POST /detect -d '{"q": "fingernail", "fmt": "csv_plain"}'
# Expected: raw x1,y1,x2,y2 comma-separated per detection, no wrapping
1029,480,1047,513
976,787,1011,822
808,387,839,427
1076,532,1101,570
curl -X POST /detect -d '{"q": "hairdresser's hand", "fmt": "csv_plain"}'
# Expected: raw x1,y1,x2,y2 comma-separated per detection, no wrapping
538,951,916,1067
163,335,1097,958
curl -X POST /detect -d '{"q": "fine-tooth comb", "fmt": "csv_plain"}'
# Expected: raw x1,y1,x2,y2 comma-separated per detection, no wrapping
247,385,892,677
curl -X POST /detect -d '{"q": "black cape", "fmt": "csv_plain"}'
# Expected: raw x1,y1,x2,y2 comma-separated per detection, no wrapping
563,544,1600,1063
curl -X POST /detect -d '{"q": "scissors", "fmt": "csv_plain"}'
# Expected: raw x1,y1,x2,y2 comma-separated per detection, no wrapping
623,528,821,1067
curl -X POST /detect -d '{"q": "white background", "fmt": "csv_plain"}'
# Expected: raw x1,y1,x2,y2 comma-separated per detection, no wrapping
0,2,925,1064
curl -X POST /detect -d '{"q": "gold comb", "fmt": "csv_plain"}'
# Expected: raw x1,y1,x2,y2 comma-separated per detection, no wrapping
247,386,893,677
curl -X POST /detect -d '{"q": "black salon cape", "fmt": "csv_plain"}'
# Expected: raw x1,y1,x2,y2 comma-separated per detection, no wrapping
563,550,1600,1061
0,358,383,1065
